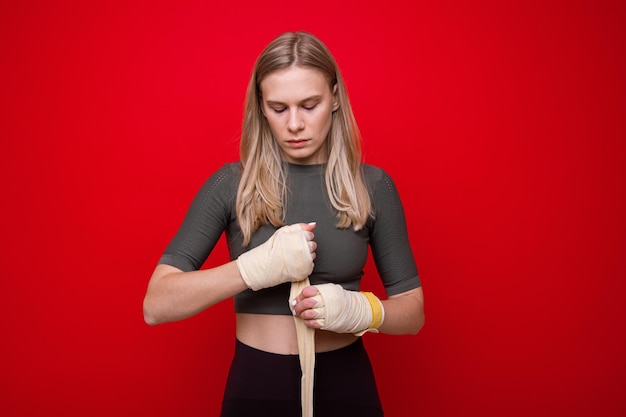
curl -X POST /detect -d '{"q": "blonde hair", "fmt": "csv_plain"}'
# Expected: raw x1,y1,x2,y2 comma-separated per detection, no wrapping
237,31,372,245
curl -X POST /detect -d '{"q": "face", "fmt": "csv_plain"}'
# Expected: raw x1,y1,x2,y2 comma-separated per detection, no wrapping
260,66,338,165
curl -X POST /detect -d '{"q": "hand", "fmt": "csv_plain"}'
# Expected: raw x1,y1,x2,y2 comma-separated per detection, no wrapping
291,283,384,335
236,223,317,291
291,286,324,328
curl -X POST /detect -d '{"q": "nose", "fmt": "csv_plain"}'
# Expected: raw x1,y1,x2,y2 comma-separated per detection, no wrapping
287,109,304,133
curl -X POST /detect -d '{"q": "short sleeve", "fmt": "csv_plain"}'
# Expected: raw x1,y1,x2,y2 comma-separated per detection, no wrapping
158,163,239,271
367,167,421,296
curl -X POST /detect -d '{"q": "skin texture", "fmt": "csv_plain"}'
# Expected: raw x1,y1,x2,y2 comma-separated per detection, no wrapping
260,66,338,165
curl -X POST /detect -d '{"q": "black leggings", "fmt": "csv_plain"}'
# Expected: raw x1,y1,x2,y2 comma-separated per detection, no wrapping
220,338,384,417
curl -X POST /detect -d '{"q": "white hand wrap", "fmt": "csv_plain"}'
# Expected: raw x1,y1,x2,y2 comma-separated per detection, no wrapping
236,224,314,291
311,283,385,336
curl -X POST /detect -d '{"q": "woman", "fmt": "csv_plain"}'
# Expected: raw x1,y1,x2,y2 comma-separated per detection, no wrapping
143,31,424,417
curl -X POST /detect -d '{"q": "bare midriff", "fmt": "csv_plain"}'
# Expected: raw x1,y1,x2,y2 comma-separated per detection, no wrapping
236,313,358,354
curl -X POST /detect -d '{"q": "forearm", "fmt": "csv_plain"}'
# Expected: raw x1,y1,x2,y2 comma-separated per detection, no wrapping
294,285,424,336
377,287,425,335
143,262,248,325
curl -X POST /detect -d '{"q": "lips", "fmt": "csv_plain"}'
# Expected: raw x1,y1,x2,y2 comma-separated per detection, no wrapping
287,138,309,148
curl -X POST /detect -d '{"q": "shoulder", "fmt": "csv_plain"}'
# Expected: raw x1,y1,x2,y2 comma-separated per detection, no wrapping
361,163,384,183
361,163,396,192
361,163,405,215
206,161,241,186
195,161,241,200
215,161,242,179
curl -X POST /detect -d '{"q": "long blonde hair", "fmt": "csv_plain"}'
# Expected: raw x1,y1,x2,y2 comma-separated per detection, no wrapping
237,31,372,245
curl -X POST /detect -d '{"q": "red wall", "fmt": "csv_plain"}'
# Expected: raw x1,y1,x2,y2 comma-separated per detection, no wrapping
1,1,624,416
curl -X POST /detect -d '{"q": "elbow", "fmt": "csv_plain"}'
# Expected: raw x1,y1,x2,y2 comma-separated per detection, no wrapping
144,313,159,326
409,314,425,335
403,308,425,335
143,297,162,326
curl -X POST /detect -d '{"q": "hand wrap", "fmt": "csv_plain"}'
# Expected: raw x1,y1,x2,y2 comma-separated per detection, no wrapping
311,283,385,336
236,224,314,291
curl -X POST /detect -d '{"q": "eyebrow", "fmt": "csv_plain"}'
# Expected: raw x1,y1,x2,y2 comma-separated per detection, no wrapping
264,95,323,106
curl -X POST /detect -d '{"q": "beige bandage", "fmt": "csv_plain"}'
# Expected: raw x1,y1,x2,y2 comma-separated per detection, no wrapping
289,283,385,417
311,283,385,336
236,224,314,291
290,279,315,417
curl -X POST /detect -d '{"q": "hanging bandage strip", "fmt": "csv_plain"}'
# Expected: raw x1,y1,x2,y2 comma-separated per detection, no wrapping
290,278,315,417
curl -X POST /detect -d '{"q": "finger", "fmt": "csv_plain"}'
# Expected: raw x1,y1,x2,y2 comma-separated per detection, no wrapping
300,308,319,321
293,286,318,304
301,286,319,298
292,296,318,315
300,222,317,232
303,319,322,329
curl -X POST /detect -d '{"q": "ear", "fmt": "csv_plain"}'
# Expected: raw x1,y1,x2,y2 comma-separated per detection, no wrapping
332,84,340,112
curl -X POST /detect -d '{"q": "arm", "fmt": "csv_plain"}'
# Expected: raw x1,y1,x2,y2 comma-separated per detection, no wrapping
292,285,424,335
143,165,244,325
144,222,317,325
143,262,248,326
378,286,424,335
368,167,424,335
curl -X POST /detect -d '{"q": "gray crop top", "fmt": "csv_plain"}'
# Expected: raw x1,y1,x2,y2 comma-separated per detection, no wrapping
159,162,420,315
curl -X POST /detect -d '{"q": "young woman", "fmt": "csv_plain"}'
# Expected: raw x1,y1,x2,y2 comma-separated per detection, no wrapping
143,31,425,417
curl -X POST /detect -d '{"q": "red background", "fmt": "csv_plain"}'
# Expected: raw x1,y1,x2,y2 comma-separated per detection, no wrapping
1,1,625,416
